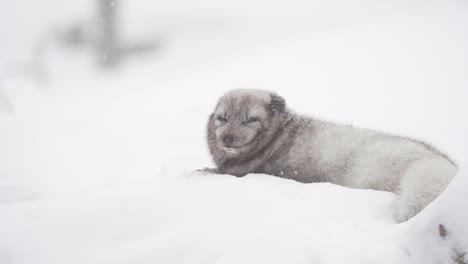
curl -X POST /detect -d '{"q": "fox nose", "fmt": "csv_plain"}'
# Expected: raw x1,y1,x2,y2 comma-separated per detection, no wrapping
223,135,234,145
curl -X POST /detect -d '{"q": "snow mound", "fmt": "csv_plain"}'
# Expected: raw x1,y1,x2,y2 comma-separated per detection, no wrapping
404,169,468,264
1,173,406,264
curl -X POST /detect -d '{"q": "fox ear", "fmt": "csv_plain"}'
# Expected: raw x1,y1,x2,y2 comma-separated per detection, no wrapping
268,93,286,114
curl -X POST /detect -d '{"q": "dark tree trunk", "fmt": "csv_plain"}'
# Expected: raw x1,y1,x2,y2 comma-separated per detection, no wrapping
98,0,119,67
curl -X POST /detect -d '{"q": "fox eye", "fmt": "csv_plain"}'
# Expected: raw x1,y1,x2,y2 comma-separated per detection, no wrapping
242,117,260,125
216,117,227,123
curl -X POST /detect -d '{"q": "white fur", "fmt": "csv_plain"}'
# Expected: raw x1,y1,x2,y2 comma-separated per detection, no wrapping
392,157,458,222
306,122,458,222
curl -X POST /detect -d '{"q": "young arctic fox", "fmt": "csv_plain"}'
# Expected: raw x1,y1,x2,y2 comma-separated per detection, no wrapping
202,89,458,222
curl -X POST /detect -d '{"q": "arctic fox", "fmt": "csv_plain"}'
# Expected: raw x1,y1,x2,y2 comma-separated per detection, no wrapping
202,89,458,222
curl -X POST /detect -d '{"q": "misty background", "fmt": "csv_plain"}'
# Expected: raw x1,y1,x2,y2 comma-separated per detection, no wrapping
1,1,468,263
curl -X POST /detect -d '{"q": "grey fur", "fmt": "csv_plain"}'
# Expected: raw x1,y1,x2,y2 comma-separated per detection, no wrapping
203,89,458,222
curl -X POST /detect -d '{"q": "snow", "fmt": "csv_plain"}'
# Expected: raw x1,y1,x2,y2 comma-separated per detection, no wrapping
404,170,468,264
1,0,468,263
1,174,403,264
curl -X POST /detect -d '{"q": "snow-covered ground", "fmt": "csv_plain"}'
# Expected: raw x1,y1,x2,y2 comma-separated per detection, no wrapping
1,0,468,263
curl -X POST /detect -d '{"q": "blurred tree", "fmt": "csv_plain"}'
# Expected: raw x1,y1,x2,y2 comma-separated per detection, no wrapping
58,0,158,69
96,0,158,68
98,0,119,67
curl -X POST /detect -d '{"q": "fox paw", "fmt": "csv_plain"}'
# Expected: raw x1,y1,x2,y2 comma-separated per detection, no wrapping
194,167,218,175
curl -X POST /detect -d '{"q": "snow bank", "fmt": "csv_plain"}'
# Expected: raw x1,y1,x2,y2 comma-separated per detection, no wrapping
1,173,404,264
404,169,468,264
